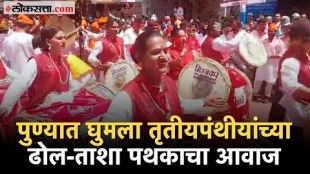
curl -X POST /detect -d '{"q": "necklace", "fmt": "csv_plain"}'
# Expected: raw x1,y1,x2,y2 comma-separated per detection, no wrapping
174,46,187,60
107,37,122,59
141,82,172,120
48,53,69,85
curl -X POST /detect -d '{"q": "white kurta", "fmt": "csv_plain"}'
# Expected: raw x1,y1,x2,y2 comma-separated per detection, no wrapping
279,58,306,127
2,32,41,73
83,30,105,52
254,37,286,83
0,58,19,81
212,30,247,53
122,28,143,62
197,33,207,46
251,30,268,42
0,33,7,63
174,7,184,19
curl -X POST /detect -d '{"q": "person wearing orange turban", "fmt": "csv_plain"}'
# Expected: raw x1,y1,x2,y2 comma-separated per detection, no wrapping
96,16,108,24
268,23,278,32
88,21,100,49
90,21,100,33
253,20,286,104
17,14,34,25
2,14,41,73
96,16,108,32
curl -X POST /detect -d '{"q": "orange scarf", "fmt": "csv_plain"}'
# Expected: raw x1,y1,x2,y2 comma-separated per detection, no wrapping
89,39,96,49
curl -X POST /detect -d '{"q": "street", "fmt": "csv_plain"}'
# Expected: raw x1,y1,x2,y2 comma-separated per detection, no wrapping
249,101,272,121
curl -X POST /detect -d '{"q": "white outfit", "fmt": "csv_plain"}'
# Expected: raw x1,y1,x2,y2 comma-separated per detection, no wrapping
83,30,105,52
87,40,105,82
0,33,7,64
7,28,14,36
174,6,184,19
197,33,207,46
0,59,19,81
212,30,247,53
103,89,207,122
122,27,143,62
251,30,268,42
254,36,286,83
2,32,41,73
279,58,306,127
87,41,103,64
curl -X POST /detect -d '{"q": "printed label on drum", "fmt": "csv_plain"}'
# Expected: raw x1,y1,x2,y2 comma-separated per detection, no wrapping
194,64,220,85
112,66,127,79
235,86,246,108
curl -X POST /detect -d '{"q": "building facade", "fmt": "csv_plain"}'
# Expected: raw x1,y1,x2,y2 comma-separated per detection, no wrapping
144,0,221,22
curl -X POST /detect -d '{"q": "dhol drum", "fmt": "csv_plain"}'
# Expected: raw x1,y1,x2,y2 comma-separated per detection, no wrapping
178,53,231,116
104,60,139,94
85,82,116,99
230,33,268,72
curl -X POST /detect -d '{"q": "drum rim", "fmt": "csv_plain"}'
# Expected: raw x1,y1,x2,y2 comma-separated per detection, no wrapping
85,82,116,98
104,60,139,93
239,36,268,67
178,54,232,116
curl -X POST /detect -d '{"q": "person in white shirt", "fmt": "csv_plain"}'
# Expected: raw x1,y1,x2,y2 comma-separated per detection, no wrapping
2,14,41,73
197,22,208,46
122,17,144,62
173,1,184,20
0,23,9,65
0,58,19,82
251,18,268,42
253,24,286,103
6,19,15,36
82,21,106,52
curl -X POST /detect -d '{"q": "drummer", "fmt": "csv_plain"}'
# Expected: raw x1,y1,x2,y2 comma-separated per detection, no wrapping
201,21,246,66
253,23,286,103
251,18,268,41
167,28,200,81
0,26,111,123
101,31,227,123
88,18,125,82
278,20,310,148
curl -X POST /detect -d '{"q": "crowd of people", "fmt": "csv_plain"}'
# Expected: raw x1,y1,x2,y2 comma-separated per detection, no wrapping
0,7,309,148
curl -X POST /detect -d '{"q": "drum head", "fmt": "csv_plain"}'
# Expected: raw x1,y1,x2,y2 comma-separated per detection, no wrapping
178,56,231,115
239,34,267,67
105,60,139,94
86,82,116,99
